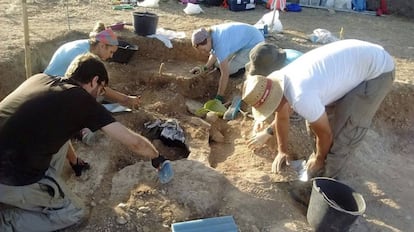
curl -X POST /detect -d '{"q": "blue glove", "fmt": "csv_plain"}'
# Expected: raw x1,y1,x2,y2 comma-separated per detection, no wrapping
214,95,224,103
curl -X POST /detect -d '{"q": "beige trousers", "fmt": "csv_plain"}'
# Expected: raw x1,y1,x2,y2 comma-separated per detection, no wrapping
323,70,395,178
0,141,86,232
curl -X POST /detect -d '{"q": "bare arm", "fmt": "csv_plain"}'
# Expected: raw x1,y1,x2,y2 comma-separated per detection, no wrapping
306,112,333,173
66,141,77,164
275,102,290,154
101,122,159,159
216,59,230,97
271,100,292,173
104,87,141,109
205,54,217,69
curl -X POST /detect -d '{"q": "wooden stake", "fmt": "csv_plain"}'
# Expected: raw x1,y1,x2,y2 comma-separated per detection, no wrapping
22,0,32,79
158,62,165,76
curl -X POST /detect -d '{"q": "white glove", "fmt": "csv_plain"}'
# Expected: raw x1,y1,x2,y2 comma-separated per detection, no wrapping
253,121,266,133
271,152,293,173
247,129,272,149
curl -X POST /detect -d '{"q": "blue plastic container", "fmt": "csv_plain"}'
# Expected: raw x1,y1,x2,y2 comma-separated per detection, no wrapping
172,215,238,232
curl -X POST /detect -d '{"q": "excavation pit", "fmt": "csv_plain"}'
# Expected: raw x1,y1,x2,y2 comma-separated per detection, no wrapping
0,27,413,232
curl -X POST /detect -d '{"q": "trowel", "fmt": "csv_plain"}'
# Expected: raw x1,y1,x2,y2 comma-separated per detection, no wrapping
290,159,309,182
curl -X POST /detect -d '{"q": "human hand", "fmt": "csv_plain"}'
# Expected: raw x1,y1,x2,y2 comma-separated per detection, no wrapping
190,65,207,75
305,153,325,177
253,121,266,133
247,129,272,149
123,95,141,109
271,152,293,173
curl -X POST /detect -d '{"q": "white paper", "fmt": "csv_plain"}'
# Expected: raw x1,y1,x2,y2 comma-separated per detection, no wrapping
103,103,132,113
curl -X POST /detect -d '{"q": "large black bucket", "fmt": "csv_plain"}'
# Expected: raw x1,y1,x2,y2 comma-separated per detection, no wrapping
307,177,366,232
133,12,158,36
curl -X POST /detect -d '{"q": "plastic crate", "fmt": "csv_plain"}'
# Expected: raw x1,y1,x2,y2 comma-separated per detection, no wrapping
171,216,238,232
299,0,320,5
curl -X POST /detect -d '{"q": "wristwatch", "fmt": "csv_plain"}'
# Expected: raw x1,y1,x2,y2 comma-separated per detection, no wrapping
266,127,274,135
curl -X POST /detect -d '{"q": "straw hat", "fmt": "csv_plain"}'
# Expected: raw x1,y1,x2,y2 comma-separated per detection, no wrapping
242,74,284,122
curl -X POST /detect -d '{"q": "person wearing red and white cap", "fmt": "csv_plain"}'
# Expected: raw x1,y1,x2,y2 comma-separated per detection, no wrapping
44,22,141,176
243,39,394,179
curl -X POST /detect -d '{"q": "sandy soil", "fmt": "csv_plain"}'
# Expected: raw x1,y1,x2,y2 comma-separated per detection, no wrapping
0,0,413,232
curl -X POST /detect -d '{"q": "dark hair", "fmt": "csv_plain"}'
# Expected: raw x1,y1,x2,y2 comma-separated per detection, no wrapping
65,53,109,85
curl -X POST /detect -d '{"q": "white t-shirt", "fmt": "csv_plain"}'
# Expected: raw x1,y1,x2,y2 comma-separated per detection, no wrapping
274,39,394,123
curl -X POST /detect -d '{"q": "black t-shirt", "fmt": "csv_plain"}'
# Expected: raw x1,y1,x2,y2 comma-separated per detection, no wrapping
0,74,115,186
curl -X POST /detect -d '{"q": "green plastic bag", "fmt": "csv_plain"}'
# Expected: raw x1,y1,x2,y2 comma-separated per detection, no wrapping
195,99,227,117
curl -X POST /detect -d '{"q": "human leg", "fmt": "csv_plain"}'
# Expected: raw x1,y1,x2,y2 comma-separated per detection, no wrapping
0,200,85,232
0,142,87,231
324,71,394,178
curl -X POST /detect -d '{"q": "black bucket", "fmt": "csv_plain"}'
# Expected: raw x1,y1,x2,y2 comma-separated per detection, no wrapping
307,177,366,232
133,12,158,36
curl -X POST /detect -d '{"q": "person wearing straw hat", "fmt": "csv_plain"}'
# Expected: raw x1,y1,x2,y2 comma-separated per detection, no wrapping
244,42,303,148
0,53,172,231
44,22,141,176
242,39,394,178
190,22,265,103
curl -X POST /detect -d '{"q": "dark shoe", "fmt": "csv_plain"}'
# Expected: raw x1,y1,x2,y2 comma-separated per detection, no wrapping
70,158,90,177
229,68,245,78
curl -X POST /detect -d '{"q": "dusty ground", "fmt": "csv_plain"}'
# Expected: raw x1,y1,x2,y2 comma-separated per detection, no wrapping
0,0,414,231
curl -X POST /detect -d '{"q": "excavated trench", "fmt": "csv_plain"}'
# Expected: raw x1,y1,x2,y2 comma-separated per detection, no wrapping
1,30,412,170
1,30,414,232
0,30,247,169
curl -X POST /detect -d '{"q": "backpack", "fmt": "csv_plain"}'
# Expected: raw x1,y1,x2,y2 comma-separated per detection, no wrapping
205,0,223,6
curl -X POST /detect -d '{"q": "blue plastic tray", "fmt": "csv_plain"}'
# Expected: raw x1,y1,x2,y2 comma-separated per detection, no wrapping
171,215,238,232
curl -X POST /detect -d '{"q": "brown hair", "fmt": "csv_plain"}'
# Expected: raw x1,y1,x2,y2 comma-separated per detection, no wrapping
89,21,106,46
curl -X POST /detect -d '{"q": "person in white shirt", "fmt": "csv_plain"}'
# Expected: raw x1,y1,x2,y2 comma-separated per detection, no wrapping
243,39,395,178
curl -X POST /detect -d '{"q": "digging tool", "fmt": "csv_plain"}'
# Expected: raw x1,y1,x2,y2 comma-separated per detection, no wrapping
290,159,309,182
269,0,284,33
238,109,254,119
223,96,242,120
191,67,218,79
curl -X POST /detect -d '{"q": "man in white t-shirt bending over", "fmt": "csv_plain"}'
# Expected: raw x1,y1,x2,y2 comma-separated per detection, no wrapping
243,39,395,178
